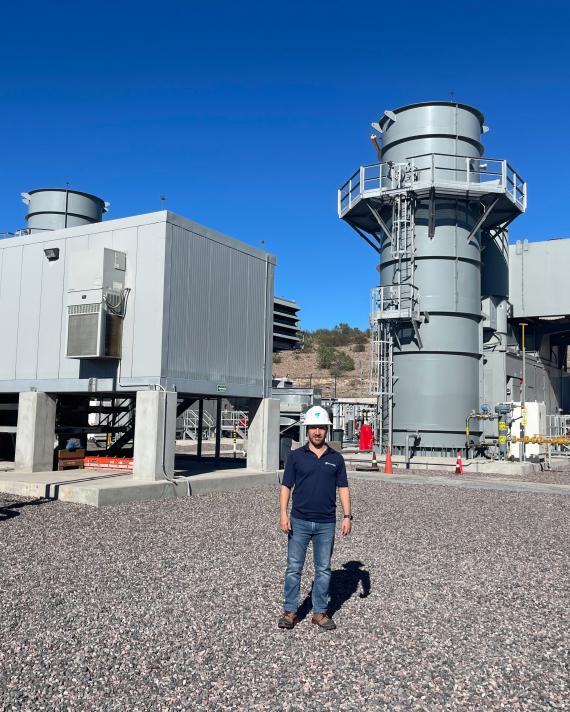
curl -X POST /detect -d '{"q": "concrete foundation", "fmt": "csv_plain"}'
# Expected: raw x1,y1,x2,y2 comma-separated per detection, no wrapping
133,390,177,481
0,467,280,507
247,397,280,472
14,392,56,472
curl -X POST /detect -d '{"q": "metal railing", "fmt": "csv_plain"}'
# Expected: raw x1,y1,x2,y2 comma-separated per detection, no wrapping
371,284,420,321
179,409,215,440
339,153,527,216
221,410,249,438
1,227,53,238
178,409,249,441
547,414,570,452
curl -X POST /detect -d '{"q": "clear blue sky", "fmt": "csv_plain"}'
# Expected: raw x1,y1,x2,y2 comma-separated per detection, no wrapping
1,0,568,330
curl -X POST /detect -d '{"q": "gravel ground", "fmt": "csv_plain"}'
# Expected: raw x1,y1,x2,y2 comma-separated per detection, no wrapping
0,482,568,711
346,462,570,486
367,468,570,486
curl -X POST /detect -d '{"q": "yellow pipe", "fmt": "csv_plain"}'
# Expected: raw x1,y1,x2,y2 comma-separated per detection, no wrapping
511,435,570,445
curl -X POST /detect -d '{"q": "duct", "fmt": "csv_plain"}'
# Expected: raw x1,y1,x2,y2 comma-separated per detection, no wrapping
21,188,108,233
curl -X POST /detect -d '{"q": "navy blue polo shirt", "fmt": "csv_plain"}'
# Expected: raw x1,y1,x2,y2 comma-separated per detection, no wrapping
282,443,349,523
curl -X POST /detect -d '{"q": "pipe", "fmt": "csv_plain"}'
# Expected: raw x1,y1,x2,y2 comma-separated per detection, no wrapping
520,322,528,462
465,411,496,455
404,431,419,469
370,134,382,161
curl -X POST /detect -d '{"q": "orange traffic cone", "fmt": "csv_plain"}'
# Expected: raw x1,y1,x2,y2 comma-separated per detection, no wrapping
371,451,379,470
455,451,463,474
384,447,393,474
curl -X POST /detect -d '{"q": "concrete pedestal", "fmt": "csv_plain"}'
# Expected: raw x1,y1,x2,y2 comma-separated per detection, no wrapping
247,397,280,472
133,390,177,481
15,392,56,472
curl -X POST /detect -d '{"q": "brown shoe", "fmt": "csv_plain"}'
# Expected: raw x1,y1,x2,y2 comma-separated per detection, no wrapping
277,611,298,629
311,613,336,631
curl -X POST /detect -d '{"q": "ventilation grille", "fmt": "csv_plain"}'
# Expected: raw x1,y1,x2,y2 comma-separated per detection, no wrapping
68,303,100,316
67,304,101,357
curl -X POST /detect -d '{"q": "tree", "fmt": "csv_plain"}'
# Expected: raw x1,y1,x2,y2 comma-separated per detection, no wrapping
317,343,336,369
329,351,355,376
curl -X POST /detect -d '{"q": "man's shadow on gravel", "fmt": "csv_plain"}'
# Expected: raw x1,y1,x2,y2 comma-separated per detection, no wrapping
297,560,371,621
0,498,50,522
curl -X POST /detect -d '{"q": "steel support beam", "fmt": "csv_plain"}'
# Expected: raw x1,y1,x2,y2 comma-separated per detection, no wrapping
215,398,222,460
367,203,392,240
347,223,381,254
176,398,194,417
428,187,436,239
466,197,499,243
197,398,204,459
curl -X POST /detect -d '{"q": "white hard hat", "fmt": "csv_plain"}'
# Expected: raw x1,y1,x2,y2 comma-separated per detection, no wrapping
304,406,331,427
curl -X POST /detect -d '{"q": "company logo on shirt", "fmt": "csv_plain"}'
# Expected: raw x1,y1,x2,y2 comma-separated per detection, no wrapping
325,462,336,468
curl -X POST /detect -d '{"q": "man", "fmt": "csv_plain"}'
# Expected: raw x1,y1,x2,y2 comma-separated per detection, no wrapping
278,405,352,631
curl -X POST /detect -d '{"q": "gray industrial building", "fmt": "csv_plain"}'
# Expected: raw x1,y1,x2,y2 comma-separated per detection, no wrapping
272,297,301,352
339,101,570,457
0,191,280,480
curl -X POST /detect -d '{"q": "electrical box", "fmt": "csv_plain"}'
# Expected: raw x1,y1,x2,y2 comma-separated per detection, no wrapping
509,401,546,458
66,248,126,359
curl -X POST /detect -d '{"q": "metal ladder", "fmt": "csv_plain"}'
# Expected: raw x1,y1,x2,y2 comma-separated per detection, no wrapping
370,321,394,451
371,161,418,451
391,166,416,286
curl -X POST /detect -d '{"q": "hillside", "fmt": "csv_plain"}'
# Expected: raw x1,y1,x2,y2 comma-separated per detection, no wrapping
272,341,373,399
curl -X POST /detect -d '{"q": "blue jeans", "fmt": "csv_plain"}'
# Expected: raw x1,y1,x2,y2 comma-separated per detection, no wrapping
283,516,336,614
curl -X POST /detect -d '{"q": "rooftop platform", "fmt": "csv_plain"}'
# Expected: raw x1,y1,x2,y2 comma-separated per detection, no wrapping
339,154,526,234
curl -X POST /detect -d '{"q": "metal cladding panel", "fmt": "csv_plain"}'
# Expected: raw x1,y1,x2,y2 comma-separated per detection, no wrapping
411,259,481,315
506,353,570,414
509,239,570,318
15,245,44,379
393,353,479,448
0,246,23,380
397,314,480,353
164,221,273,396
37,239,67,378
127,223,166,379
57,236,90,379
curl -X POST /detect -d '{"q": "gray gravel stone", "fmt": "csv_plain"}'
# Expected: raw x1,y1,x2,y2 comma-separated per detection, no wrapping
0,482,568,710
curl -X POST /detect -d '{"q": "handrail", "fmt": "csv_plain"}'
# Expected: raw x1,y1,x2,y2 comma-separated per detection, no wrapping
339,153,527,216
371,284,420,321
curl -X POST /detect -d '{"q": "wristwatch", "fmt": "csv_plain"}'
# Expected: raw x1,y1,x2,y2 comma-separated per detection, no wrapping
343,514,354,521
